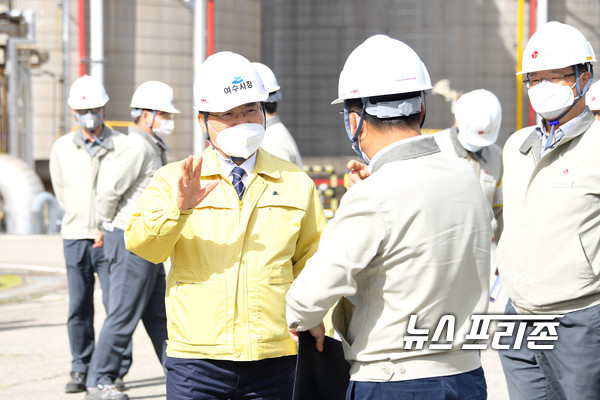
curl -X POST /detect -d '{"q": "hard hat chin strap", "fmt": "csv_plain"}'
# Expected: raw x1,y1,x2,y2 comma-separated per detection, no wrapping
545,64,594,150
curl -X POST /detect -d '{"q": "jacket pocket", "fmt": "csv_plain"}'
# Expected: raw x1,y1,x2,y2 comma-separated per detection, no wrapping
260,263,294,284
579,229,600,276
168,277,227,345
255,264,294,343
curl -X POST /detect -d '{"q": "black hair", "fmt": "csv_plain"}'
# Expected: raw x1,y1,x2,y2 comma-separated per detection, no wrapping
264,102,277,114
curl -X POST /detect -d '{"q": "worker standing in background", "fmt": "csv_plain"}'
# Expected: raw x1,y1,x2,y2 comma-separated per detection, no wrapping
125,52,326,400
286,34,491,400
585,80,600,120
49,75,131,394
434,89,503,241
85,81,179,400
498,21,600,399
252,62,303,167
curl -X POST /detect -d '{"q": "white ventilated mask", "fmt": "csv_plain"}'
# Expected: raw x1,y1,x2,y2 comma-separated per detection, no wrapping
212,122,265,159
528,80,576,121
154,118,174,137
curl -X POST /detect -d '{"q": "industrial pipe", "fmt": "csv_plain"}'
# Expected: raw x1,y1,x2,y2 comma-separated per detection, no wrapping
89,0,104,84
78,0,86,76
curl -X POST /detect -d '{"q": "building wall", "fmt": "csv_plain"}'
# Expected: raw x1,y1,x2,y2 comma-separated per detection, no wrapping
261,0,600,157
11,0,600,164
16,0,260,165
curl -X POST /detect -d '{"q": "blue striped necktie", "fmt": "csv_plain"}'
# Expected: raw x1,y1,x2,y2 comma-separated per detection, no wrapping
232,166,246,200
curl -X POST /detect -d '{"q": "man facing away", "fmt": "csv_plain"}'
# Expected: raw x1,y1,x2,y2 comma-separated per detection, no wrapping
125,51,327,400
49,75,131,394
434,89,504,241
286,34,491,400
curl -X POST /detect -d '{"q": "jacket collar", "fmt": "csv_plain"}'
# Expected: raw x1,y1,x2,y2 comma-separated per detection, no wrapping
519,109,595,155
131,125,162,149
369,134,441,175
448,125,469,158
200,147,281,180
72,125,114,150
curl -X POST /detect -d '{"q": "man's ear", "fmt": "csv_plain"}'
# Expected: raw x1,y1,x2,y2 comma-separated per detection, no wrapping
349,111,367,139
581,70,592,88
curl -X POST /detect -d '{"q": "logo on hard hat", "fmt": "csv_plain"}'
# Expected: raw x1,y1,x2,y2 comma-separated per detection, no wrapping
532,51,539,59
223,77,253,95
478,130,485,135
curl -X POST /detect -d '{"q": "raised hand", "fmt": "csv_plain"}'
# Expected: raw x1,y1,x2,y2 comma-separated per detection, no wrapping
346,159,370,189
176,155,218,210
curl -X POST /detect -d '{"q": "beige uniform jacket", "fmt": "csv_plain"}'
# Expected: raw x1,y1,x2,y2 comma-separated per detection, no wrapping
434,127,503,240
96,126,165,231
49,126,127,239
287,135,492,382
498,109,600,314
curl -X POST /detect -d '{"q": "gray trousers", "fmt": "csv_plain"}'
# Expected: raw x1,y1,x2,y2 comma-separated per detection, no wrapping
499,300,600,400
86,227,168,387
63,239,111,374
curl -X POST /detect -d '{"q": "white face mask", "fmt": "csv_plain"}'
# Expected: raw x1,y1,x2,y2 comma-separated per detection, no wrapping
76,110,103,132
154,118,174,137
212,122,265,159
528,80,576,121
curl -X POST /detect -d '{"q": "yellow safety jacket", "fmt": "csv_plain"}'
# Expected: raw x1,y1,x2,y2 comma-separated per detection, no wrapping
125,147,326,361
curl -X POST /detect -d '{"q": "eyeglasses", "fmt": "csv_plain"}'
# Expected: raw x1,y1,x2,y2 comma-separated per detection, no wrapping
523,72,576,88
208,105,262,123
75,107,103,115
156,111,174,120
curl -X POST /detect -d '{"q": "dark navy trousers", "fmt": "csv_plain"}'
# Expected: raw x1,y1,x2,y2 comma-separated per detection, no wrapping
165,355,296,400
346,367,487,400
86,227,167,387
63,239,114,374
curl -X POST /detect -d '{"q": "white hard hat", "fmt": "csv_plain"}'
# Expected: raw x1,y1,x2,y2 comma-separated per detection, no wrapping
519,21,595,75
586,81,600,111
252,62,282,102
194,51,268,112
332,34,432,104
130,81,180,114
68,74,109,109
455,89,502,148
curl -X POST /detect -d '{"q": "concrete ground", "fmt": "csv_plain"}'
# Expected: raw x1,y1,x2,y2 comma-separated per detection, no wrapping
0,234,509,400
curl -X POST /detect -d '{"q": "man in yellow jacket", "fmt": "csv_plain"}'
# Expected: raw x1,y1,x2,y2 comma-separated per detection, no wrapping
125,51,327,400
